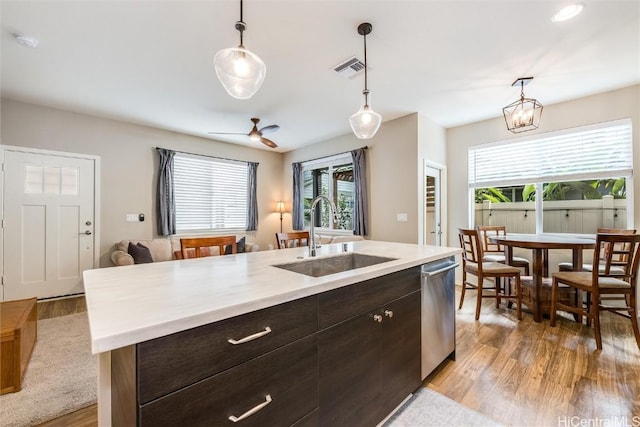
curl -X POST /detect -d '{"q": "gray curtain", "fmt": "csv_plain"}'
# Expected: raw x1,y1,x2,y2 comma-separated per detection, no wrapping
246,162,259,231
351,148,368,236
292,162,304,230
156,148,176,236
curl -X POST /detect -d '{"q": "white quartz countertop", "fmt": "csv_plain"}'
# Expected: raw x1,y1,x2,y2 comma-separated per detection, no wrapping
84,240,461,354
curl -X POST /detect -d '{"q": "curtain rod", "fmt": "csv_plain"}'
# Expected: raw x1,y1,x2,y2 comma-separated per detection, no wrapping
298,146,367,164
156,147,258,165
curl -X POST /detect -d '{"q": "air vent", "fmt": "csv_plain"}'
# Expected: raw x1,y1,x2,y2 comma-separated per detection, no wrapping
333,56,365,79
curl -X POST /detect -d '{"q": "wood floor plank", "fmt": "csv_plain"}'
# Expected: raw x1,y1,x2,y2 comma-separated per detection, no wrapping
426,286,640,427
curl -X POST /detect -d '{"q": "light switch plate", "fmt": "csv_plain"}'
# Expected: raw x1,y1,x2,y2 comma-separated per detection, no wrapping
126,214,138,222
397,213,408,222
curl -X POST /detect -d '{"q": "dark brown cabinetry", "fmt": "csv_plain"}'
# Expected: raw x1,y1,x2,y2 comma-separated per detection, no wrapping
140,335,318,427
111,267,422,427
318,286,421,427
137,295,318,404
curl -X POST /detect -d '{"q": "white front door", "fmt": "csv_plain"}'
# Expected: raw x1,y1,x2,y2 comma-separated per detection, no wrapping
425,165,442,246
2,147,97,300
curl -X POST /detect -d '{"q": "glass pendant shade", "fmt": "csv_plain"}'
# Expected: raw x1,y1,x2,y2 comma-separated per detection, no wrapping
350,104,382,139
214,46,266,100
350,23,381,139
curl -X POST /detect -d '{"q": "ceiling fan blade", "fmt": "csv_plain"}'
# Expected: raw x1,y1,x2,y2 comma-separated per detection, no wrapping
259,124,280,135
260,137,278,148
207,131,248,135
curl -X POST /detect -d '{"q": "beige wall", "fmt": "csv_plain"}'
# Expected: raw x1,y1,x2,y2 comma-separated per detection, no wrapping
446,84,639,247
283,113,425,243
1,99,284,266
5,85,633,269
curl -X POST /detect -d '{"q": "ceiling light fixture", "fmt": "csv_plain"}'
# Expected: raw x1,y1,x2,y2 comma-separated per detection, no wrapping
502,77,543,133
214,0,266,100
14,34,39,48
349,22,382,140
552,3,584,22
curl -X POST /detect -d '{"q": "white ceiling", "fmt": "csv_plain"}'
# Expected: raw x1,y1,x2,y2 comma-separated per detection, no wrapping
2,1,638,152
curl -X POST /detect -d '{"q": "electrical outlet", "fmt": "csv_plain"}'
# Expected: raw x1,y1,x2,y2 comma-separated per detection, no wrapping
126,214,138,222
397,213,408,222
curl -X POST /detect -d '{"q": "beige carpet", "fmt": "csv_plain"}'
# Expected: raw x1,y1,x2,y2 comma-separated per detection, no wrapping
0,312,96,427
385,387,503,426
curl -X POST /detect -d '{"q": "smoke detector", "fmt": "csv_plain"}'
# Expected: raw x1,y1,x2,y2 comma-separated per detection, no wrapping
333,56,366,79
14,34,39,48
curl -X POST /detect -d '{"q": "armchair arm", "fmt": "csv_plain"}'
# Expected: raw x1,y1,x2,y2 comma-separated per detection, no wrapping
111,250,134,266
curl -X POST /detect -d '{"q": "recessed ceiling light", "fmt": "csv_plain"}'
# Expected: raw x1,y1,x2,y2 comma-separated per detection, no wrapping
552,3,585,22
14,34,39,48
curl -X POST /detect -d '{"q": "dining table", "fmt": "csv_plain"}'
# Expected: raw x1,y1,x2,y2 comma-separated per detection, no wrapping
489,233,596,322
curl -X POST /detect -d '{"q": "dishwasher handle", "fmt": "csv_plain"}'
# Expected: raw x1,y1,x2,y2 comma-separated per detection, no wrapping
422,262,459,278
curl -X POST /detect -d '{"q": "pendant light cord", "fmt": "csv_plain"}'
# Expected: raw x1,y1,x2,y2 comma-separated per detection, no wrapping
363,30,370,107
238,0,245,46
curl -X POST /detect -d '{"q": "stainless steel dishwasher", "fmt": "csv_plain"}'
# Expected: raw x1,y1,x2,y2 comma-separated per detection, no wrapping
421,256,458,380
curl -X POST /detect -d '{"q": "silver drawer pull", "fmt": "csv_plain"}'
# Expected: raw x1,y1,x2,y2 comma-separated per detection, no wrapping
228,394,272,422
228,327,272,345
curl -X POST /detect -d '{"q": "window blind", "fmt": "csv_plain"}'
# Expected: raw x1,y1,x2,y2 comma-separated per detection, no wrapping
469,119,633,188
174,153,247,231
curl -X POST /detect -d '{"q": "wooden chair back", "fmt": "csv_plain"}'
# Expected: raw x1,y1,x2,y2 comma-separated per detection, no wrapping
593,233,640,283
458,227,523,320
276,232,310,249
476,225,506,254
180,236,236,259
458,228,483,265
597,228,636,266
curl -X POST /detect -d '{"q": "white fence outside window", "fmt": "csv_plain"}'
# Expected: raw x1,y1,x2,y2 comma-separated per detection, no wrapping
474,196,627,234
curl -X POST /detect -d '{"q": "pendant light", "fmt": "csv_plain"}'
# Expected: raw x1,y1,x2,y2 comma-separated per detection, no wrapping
502,77,544,133
349,22,382,139
214,0,266,100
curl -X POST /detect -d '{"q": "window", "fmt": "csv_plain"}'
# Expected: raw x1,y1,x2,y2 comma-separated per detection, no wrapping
302,154,354,231
173,153,248,232
470,119,633,234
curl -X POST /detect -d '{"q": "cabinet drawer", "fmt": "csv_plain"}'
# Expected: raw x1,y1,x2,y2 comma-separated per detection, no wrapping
318,267,420,329
139,335,318,427
138,295,318,403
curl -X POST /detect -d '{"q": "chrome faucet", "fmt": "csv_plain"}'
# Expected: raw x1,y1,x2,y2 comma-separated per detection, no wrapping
309,195,339,257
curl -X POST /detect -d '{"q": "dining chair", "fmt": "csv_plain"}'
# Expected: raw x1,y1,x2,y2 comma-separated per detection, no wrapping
558,227,636,273
550,233,640,350
458,228,522,320
275,231,310,249
477,225,530,275
180,236,236,259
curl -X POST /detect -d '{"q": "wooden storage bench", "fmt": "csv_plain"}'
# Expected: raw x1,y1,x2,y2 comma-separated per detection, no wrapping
1,297,38,394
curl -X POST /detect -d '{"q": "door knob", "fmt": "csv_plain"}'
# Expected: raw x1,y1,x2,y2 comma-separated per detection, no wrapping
81,230,92,235
384,310,394,318
373,314,383,323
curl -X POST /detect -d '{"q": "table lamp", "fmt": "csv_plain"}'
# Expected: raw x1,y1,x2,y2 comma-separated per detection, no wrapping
276,201,286,232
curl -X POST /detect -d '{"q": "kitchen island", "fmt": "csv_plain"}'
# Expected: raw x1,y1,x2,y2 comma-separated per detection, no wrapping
84,240,460,426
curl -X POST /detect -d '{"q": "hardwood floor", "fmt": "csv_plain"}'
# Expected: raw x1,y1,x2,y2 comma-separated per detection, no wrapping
36,290,640,426
425,288,640,426
37,295,87,320
37,405,98,427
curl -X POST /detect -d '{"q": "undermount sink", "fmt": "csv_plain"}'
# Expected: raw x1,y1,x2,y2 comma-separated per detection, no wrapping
273,253,397,277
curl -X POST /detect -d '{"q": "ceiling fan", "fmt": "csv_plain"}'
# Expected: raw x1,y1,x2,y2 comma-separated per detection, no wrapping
208,117,279,148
